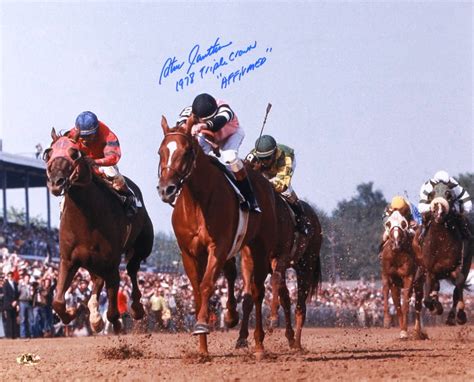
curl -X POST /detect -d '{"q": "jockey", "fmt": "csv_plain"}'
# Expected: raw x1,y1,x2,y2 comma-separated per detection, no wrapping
379,195,417,253
246,135,311,235
418,170,472,243
177,93,261,213
67,111,137,217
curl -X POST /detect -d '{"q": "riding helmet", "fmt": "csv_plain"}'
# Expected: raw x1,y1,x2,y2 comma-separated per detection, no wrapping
391,196,407,210
255,135,277,159
433,170,450,183
192,93,218,120
75,111,99,136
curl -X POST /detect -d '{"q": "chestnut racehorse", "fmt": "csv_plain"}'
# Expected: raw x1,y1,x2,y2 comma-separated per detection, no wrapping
44,128,154,333
236,193,322,350
380,210,423,339
413,183,472,326
157,116,276,358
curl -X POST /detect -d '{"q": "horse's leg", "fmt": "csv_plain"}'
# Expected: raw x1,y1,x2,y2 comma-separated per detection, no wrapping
194,248,226,333
423,272,436,312
180,250,208,354
413,268,426,339
236,249,254,349
389,283,404,339
88,274,105,333
52,258,79,324
400,276,413,339
223,258,239,328
126,249,145,320
431,278,443,315
382,274,391,328
250,245,268,360
294,268,310,350
279,271,295,348
105,270,122,334
268,258,280,332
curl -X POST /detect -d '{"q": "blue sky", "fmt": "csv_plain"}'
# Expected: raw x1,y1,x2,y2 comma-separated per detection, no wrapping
0,1,472,232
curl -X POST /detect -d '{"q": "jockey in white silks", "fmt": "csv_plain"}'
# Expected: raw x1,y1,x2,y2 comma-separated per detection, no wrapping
177,93,261,213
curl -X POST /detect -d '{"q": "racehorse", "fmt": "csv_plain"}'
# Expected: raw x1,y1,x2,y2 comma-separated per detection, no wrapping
380,210,423,339
236,193,322,350
413,183,472,326
44,128,154,333
157,116,277,358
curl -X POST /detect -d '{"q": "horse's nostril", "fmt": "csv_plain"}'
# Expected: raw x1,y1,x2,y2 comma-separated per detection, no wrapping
166,185,176,196
56,178,66,187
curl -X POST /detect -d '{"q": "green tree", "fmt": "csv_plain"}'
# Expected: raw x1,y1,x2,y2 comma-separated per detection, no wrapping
330,182,387,280
148,231,181,271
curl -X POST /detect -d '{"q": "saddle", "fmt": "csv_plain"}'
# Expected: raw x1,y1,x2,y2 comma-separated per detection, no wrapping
209,157,246,205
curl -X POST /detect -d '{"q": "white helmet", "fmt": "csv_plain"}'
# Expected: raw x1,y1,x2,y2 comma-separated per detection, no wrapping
433,170,450,183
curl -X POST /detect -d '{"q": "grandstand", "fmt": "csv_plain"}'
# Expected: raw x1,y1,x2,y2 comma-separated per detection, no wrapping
0,149,51,229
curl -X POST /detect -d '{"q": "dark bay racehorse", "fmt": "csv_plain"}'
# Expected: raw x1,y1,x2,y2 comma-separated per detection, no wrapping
157,116,276,358
380,211,423,339
44,128,154,333
236,193,322,350
413,186,472,326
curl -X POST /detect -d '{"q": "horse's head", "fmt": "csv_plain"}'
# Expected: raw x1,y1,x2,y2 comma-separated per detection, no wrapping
157,116,197,204
44,128,89,196
429,183,452,223
385,210,409,251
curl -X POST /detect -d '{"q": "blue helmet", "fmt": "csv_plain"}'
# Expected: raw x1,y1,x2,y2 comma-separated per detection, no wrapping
75,111,99,136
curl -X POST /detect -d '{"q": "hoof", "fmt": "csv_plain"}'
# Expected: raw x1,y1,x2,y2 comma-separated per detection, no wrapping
112,320,122,335
91,317,105,333
192,323,210,335
399,330,408,340
383,318,391,329
434,301,443,315
235,338,248,349
255,351,265,361
446,311,456,326
415,330,429,340
423,298,435,312
289,341,302,350
130,303,145,320
224,312,239,329
457,310,467,325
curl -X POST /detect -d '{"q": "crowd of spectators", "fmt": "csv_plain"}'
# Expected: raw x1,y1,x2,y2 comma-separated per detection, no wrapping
2,243,473,339
0,220,59,259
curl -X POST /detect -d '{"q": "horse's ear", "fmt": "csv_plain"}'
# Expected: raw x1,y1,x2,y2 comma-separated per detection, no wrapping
51,127,59,142
161,115,170,135
70,128,81,143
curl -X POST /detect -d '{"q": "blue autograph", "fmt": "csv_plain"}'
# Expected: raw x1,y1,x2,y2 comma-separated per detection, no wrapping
159,37,272,92
159,56,184,85
187,37,233,74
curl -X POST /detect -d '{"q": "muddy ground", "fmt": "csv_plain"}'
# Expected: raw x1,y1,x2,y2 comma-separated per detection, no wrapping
1,326,473,381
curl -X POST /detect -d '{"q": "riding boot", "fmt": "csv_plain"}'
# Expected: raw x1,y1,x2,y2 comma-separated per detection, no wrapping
289,200,310,235
117,184,138,217
235,174,261,213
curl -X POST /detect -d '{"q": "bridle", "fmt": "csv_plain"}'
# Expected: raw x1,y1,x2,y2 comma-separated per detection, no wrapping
159,131,197,203
45,138,90,195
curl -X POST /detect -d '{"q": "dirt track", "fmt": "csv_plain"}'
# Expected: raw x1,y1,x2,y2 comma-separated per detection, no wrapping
1,326,473,381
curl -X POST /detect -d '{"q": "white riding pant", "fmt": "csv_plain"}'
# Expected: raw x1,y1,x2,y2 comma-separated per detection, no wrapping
197,126,245,173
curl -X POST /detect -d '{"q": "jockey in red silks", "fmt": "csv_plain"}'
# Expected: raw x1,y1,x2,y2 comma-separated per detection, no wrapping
67,111,137,217
177,93,261,213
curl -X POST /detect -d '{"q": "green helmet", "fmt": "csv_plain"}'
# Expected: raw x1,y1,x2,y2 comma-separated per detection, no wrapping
255,135,277,158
